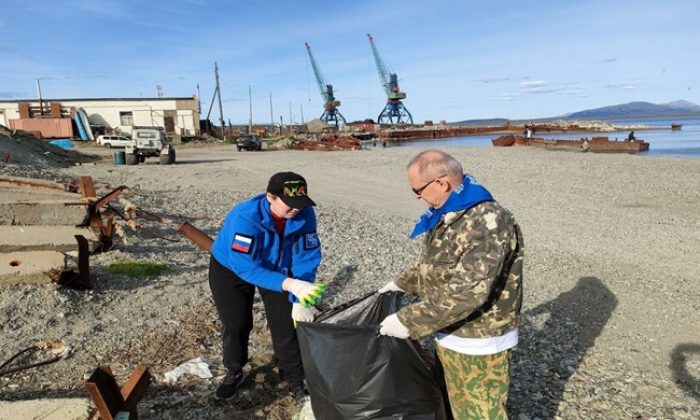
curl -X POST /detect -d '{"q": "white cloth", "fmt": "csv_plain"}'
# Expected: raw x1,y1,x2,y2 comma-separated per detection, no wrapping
434,329,518,355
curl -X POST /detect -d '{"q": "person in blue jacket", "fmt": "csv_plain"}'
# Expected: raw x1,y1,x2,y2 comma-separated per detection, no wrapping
209,171,326,403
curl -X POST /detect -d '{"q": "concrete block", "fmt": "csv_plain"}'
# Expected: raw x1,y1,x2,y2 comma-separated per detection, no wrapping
0,186,89,226
0,226,100,253
0,398,91,420
0,251,66,284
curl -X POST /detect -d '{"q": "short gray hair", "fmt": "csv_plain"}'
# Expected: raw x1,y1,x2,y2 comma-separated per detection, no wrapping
406,149,463,181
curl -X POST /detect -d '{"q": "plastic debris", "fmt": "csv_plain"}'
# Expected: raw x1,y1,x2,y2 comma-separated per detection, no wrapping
162,357,213,385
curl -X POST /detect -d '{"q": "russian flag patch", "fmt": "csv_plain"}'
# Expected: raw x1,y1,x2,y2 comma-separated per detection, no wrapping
231,233,254,254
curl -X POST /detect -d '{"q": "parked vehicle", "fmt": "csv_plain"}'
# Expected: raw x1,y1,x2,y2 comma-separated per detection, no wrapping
96,134,131,148
236,135,262,151
123,126,176,165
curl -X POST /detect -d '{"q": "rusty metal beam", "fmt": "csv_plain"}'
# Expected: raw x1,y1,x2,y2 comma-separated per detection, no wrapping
0,176,66,191
85,366,129,420
94,186,127,211
85,365,150,420
80,176,97,201
178,222,213,253
50,235,91,289
121,365,151,412
75,235,90,288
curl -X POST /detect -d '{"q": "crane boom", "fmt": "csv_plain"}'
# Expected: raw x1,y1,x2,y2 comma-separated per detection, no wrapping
367,34,391,96
366,33,413,125
305,42,329,102
304,42,346,126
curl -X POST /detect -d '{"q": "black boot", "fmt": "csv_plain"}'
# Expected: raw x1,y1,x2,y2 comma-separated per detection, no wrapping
288,381,310,405
215,370,246,400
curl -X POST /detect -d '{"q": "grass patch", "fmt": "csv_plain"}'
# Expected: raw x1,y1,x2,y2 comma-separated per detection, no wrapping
108,259,167,279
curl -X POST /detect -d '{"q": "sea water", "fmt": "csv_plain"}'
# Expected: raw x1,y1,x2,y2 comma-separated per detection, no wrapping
388,116,700,159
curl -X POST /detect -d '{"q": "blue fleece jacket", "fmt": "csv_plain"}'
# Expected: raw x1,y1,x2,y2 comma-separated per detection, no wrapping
211,193,322,294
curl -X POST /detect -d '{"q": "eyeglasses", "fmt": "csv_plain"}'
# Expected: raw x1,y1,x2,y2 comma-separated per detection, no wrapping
412,174,446,197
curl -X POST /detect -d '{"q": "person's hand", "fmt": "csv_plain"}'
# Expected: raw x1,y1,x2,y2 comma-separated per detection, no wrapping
379,314,410,339
283,278,327,308
292,303,319,323
377,281,404,294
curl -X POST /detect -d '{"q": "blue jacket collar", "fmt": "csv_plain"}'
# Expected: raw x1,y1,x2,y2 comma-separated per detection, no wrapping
410,175,493,238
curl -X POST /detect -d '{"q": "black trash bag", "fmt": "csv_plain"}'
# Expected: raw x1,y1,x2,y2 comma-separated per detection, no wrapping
297,292,448,420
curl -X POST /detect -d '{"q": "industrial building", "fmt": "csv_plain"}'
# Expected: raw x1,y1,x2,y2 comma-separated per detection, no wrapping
0,96,200,139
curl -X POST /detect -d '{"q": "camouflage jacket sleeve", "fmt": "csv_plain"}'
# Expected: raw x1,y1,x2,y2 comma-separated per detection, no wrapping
394,260,420,294
396,203,516,339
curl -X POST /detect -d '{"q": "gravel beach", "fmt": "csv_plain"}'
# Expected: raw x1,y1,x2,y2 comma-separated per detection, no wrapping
1,143,699,419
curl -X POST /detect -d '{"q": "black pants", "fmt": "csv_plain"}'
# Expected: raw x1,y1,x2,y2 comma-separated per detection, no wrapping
208,256,304,386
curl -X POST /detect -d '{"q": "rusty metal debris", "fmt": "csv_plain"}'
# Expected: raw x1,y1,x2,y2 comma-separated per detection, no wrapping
292,134,361,151
491,134,650,153
85,365,151,420
0,175,67,191
50,234,91,289
80,176,130,252
178,222,213,253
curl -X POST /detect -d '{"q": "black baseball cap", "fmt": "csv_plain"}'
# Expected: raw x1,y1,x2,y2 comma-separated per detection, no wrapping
267,172,316,209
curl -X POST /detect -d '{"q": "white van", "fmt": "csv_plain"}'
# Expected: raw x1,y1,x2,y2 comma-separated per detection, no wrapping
97,134,132,148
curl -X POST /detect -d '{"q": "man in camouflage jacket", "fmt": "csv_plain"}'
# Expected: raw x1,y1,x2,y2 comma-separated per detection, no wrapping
378,150,523,420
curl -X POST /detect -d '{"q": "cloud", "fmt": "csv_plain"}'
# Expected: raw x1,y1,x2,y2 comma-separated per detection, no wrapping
600,80,638,90
498,92,523,101
596,58,617,63
498,80,585,100
480,77,512,84
519,80,583,95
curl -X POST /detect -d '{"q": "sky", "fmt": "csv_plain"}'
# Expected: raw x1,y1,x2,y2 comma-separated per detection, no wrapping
1,0,698,124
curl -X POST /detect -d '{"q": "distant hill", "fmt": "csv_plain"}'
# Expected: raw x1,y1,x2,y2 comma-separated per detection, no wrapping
452,100,700,124
451,118,510,126
567,100,700,119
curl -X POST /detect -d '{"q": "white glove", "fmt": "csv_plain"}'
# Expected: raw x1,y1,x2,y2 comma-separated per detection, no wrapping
284,278,327,307
377,281,404,294
292,303,319,323
379,314,410,339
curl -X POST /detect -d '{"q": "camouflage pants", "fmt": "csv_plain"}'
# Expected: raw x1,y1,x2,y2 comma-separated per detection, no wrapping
435,345,510,420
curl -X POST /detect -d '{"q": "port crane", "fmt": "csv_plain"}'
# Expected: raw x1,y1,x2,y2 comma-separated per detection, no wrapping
367,33,413,125
304,42,346,126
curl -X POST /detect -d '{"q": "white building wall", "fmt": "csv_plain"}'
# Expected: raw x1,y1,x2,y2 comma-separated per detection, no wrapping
0,98,199,136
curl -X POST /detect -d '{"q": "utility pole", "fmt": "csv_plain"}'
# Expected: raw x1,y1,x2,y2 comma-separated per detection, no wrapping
196,83,201,115
269,92,274,126
300,104,304,125
156,85,163,97
289,101,293,125
279,115,283,135
214,62,225,138
36,79,44,116
248,85,253,135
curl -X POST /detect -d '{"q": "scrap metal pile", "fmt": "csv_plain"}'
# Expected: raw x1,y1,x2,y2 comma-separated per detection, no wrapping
292,134,361,151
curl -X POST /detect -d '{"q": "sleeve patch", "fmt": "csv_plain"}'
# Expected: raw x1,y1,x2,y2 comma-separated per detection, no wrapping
231,233,254,254
303,232,320,250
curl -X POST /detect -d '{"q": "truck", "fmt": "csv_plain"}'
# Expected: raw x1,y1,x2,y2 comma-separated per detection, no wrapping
124,126,176,165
